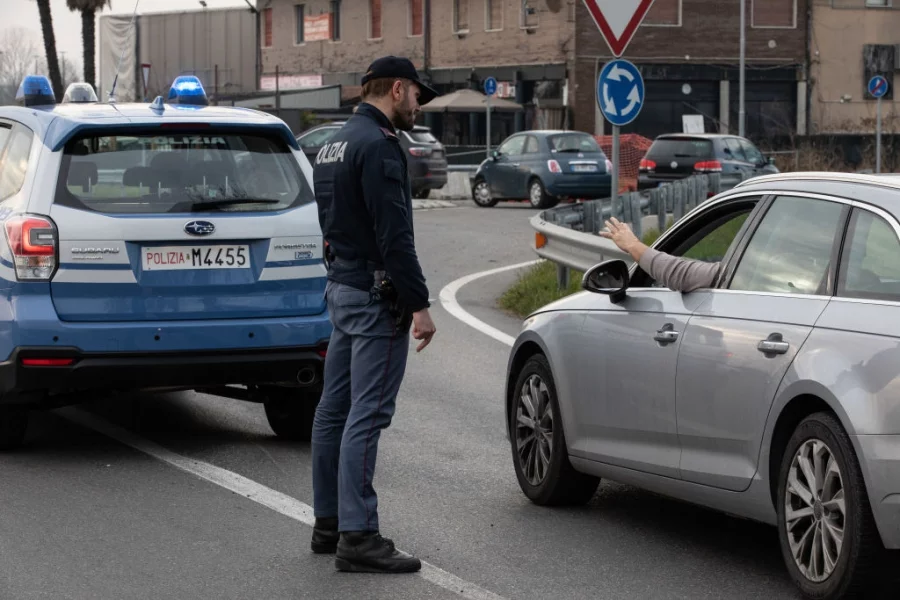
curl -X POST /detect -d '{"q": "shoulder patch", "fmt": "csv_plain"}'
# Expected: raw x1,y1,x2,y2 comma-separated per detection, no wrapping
379,127,398,140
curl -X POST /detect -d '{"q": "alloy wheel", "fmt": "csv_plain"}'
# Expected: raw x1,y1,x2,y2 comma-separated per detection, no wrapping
515,374,553,486
474,181,491,204
530,182,543,206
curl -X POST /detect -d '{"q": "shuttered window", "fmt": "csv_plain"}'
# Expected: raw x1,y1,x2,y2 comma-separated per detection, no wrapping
643,0,680,26
410,0,423,36
370,0,382,38
752,0,796,28
454,0,469,31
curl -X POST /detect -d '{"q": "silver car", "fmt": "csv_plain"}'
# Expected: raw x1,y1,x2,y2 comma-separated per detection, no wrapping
506,172,900,599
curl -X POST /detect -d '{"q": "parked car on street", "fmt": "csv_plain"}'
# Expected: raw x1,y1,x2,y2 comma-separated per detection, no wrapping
296,121,448,198
506,171,900,599
0,75,331,450
470,130,613,209
638,133,778,191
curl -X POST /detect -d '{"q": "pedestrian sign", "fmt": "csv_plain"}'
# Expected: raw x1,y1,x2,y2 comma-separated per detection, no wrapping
484,77,497,97
582,0,657,57
868,75,889,99
597,59,645,127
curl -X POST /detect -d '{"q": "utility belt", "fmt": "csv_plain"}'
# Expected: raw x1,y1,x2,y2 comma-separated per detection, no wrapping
331,256,412,333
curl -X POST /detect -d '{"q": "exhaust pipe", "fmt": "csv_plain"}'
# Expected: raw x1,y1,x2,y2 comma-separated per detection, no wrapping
297,367,317,386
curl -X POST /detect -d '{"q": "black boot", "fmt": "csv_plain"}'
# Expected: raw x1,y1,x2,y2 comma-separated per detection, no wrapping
334,531,421,573
310,517,339,554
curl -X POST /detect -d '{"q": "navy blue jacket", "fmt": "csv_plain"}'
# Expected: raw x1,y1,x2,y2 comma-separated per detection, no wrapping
312,103,430,313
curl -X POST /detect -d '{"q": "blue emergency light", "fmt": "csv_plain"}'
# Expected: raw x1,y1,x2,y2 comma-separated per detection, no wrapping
15,75,56,107
167,75,209,106
62,82,99,104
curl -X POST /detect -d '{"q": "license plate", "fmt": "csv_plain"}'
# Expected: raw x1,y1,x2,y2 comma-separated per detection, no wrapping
572,164,598,172
142,245,250,271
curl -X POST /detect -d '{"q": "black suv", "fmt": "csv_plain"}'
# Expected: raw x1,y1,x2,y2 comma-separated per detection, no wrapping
638,133,778,191
296,121,448,198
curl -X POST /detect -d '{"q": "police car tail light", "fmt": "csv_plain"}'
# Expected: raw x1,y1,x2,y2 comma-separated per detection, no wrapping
547,160,562,174
4,215,58,281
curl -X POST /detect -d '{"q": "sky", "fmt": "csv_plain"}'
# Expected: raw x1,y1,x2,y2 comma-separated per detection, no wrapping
6,0,254,74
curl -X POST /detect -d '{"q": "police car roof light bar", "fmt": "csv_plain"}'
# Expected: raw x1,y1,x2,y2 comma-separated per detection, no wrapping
168,76,209,106
16,75,56,108
62,82,99,104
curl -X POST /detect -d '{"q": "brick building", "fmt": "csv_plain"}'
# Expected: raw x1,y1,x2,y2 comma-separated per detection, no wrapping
257,0,575,144
573,0,810,142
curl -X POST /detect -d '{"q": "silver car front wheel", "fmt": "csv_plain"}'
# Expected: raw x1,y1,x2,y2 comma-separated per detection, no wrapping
516,373,553,486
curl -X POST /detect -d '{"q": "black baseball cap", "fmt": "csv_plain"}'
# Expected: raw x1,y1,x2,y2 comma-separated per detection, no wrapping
361,56,439,105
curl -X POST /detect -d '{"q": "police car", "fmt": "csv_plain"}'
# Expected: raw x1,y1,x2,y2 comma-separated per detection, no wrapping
0,74,331,449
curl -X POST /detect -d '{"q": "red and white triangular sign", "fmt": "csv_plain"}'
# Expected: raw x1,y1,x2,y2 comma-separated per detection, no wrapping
583,0,656,57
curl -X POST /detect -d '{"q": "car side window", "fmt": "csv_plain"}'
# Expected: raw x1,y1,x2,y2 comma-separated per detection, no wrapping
0,124,33,202
497,136,525,156
297,127,337,148
837,208,900,302
739,139,765,165
724,138,746,161
728,195,846,296
523,136,539,154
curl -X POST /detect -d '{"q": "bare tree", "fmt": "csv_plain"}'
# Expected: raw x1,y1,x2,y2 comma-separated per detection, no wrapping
0,28,42,104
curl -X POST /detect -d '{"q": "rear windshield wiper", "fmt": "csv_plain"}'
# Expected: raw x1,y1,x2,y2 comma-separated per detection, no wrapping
190,198,281,210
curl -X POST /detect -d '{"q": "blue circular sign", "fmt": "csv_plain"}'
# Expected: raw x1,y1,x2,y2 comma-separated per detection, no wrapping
597,59,645,127
869,75,889,99
484,77,497,96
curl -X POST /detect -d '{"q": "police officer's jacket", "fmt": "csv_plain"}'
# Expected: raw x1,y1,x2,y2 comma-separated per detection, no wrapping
312,103,430,313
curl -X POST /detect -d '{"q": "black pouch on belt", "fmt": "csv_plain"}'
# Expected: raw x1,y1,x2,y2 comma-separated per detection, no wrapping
372,273,413,333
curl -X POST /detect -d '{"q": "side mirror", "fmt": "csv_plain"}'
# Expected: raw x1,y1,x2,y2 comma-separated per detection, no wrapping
582,259,630,303
491,150,500,160
767,156,776,165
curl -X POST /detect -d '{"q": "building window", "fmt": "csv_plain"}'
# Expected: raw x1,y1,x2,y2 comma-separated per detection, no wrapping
331,0,341,40
370,0,382,38
486,0,503,31
410,0,423,36
866,0,890,6
263,8,273,47
643,0,681,26
521,0,538,28
295,4,305,44
751,0,796,28
454,0,469,32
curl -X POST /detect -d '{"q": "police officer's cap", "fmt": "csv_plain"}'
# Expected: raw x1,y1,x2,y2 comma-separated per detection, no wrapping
361,56,439,106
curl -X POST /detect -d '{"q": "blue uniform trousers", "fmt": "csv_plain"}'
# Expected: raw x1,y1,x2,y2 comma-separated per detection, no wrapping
311,280,409,532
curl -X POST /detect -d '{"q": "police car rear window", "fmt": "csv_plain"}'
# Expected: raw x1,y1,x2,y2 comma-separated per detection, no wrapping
54,130,312,214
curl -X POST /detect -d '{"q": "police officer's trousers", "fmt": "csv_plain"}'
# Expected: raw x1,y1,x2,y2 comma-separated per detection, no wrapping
311,280,410,533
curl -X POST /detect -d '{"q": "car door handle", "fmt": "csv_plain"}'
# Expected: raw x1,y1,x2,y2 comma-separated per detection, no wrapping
758,333,789,355
654,324,679,344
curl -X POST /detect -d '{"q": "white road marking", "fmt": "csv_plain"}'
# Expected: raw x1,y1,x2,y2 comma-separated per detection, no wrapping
438,260,542,348
58,407,509,600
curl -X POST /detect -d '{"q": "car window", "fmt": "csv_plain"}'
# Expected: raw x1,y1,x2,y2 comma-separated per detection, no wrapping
729,195,846,295
0,124,33,202
297,127,338,148
407,129,438,143
739,139,765,165
498,136,526,156
724,138,746,161
523,136,540,154
54,130,313,215
646,138,713,160
547,133,602,154
837,209,900,302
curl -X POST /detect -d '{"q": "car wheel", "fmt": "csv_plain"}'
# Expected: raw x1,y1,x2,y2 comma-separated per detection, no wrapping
777,411,886,599
529,178,555,209
262,385,321,442
510,354,599,506
472,178,498,208
0,406,28,451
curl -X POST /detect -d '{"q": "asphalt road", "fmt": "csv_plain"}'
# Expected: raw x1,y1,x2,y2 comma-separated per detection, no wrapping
0,200,809,600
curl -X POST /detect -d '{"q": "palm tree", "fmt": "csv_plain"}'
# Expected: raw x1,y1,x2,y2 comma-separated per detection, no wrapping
34,0,64,101
65,0,111,91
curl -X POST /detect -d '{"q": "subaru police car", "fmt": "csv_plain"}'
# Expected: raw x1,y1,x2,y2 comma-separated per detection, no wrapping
0,75,330,449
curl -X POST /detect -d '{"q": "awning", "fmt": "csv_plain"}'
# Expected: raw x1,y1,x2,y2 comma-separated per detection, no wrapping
420,88,523,112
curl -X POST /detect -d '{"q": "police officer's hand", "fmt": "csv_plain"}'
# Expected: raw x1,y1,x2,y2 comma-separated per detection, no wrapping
412,309,436,352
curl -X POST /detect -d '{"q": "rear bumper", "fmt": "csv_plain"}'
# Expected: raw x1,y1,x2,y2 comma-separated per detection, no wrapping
546,174,612,199
855,434,900,549
638,173,688,189
0,345,327,402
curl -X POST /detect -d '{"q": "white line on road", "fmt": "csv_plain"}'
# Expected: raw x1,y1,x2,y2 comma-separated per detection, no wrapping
58,407,509,600
438,260,542,348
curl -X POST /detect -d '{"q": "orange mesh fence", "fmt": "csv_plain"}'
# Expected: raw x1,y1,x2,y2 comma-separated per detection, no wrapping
595,134,654,193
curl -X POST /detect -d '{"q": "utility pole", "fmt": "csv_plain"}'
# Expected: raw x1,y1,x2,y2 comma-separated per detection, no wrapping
739,0,746,137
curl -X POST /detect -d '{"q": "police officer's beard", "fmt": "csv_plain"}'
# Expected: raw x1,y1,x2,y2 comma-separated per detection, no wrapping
393,96,417,131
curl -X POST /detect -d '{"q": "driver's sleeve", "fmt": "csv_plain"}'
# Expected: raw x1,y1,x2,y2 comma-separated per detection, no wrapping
638,248,721,293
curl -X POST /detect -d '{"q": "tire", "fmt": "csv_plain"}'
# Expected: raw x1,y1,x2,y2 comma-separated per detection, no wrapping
509,354,599,506
262,385,321,442
471,178,498,208
528,178,555,209
0,406,28,451
776,411,886,599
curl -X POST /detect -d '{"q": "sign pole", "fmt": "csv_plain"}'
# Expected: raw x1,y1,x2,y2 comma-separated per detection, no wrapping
484,76,497,159
487,94,492,159
877,95,882,174
612,126,620,218
868,75,888,174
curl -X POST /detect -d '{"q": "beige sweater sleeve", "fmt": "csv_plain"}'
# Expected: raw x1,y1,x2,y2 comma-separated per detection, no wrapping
637,248,722,293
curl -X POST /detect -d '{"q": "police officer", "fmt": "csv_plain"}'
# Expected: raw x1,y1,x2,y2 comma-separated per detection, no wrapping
309,56,439,574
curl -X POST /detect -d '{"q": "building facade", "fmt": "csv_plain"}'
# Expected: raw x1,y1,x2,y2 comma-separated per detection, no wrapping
574,0,810,143
809,0,900,134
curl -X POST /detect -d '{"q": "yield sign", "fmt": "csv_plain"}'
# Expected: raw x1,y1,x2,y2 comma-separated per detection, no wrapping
582,0,656,57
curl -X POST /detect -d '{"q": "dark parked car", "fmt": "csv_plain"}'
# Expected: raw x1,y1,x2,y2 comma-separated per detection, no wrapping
638,133,778,191
470,130,613,209
296,121,448,198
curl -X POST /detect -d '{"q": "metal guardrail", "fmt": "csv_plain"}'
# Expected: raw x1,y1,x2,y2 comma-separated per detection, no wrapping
531,171,754,288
